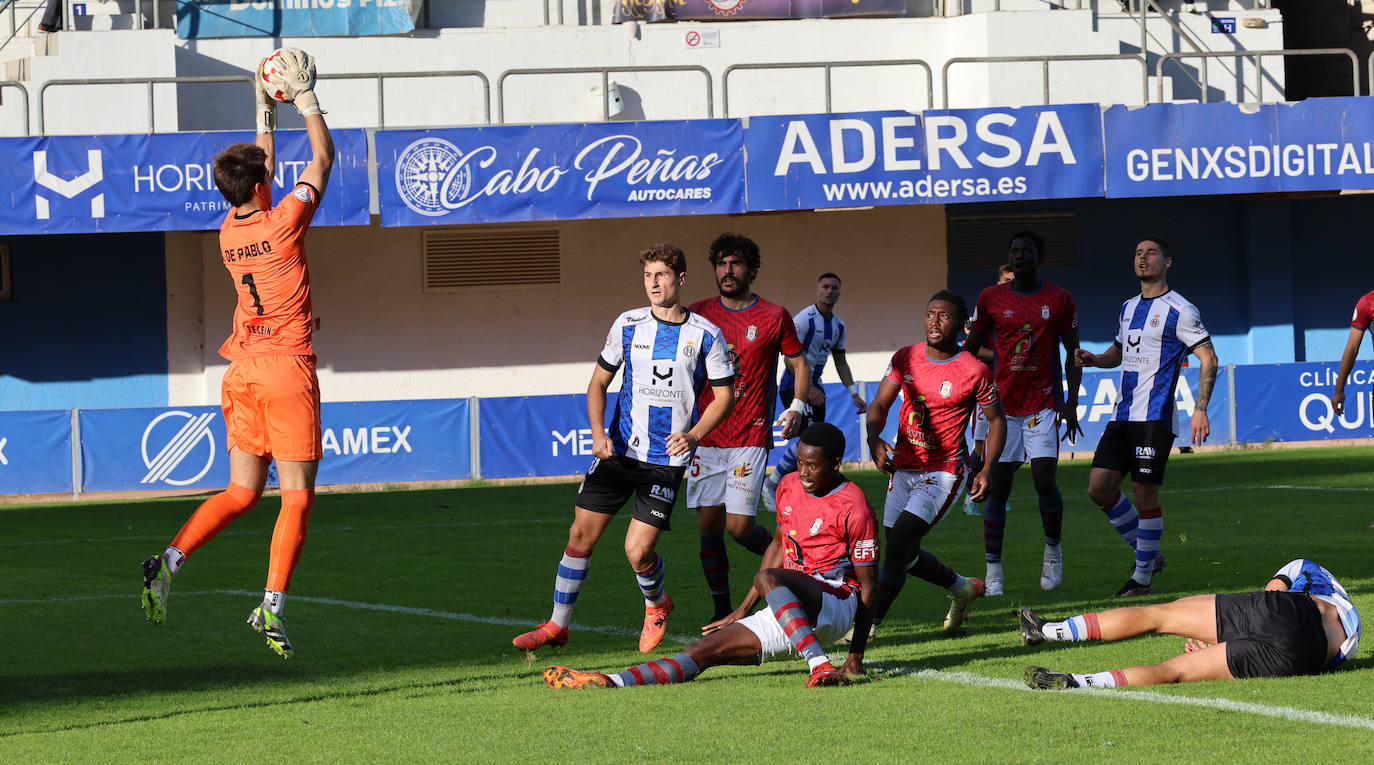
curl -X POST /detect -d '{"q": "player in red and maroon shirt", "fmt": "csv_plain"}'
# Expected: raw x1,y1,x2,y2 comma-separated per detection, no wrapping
544,422,879,690
687,233,811,620
964,230,1082,597
1332,288,1374,421
867,291,1006,635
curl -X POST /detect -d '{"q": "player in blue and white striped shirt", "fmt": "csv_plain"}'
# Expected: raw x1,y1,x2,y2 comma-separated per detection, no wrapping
514,244,735,655
1075,236,1219,597
764,273,867,511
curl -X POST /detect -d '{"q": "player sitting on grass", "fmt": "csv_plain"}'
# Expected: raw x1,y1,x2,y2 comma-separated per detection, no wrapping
544,422,879,689
1020,558,1361,690
141,48,330,659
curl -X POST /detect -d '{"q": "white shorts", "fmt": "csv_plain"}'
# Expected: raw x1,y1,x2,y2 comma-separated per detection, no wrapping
972,407,989,441
686,445,769,516
736,577,860,661
883,469,963,528
1000,408,1060,463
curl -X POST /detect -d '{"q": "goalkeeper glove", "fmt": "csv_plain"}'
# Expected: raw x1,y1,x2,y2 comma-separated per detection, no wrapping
275,48,325,117
254,57,276,133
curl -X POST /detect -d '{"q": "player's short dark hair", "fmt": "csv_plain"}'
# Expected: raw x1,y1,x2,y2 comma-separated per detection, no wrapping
1008,230,1045,263
1135,235,1171,259
818,272,841,285
640,243,687,275
930,289,970,327
799,422,845,462
708,232,761,273
997,264,1014,277
213,143,269,208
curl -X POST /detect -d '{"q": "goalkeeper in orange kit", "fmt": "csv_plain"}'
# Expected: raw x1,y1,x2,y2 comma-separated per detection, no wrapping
141,49,332,658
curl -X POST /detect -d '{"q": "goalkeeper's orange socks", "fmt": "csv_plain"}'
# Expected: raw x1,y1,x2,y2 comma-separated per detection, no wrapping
169,483,262,562
265,489,315,595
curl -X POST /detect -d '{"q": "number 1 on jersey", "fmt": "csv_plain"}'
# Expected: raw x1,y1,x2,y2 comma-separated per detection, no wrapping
242,273,264,315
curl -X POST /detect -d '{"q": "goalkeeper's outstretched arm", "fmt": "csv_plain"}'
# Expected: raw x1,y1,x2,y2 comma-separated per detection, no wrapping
298,113,334,197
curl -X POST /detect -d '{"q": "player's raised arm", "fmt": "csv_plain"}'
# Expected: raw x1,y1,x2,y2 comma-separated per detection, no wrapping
1332,326,1367,416
864,378,900,473
263,48,333,196
253,58,276,185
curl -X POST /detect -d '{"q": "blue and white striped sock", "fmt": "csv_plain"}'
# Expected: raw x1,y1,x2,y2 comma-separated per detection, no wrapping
550,546,590,629
1102,493,1139,549
635,554,666,606
1134,507,1163,585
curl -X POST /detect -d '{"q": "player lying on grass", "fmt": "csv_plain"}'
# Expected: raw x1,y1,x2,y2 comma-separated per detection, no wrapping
543,422,879,689
1020,558,1361,689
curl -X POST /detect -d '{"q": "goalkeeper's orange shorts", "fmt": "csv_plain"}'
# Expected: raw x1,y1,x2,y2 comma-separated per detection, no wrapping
221,355,322,462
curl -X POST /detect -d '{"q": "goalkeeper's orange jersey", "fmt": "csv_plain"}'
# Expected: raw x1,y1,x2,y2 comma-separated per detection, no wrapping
217,181,321,361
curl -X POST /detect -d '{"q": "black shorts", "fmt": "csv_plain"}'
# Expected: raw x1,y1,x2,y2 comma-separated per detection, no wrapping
780,389,826,428
1090,421,1175,485
575,454,685,531
1216,591,1328,679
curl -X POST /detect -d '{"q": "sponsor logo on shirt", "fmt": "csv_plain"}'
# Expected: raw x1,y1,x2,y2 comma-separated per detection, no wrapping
1134,446,1156,458
732,462,754,478
1002,309,1016,318
853,538,877,563
781,504,793,516
293,185,313,203
649,484,676,503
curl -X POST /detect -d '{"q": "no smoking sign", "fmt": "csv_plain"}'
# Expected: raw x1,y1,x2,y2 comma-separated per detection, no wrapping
684,29,720,49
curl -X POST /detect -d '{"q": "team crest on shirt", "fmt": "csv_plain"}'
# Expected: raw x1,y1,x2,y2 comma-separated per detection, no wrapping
1150,315,1160,328
939,381,952,398
1040,305,1050,320
809,518,824,535
682,341,696,357
746,325,758,341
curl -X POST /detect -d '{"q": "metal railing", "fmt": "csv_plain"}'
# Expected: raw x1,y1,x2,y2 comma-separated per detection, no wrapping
722,60,934,117
1156,48,1360,103
942,54,1148,109
38,70,491,134
1,79,30,134
496,65,712,123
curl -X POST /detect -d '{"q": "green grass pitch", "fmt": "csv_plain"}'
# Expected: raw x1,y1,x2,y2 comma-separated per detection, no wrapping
2,447,1373,760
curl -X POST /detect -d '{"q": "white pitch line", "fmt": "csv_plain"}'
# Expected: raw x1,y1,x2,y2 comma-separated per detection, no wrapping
873,665,1374,732
0,588,696,645
0,517,562,549
1168,485,1374,495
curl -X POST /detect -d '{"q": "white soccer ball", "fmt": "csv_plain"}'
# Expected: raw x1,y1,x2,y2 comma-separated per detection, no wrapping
258,48,316,103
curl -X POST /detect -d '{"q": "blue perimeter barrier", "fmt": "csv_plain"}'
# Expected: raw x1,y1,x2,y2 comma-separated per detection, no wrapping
1,360,1369,496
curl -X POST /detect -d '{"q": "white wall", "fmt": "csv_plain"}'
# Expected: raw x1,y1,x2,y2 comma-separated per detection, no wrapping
167,205,947,404
0,8,1285,137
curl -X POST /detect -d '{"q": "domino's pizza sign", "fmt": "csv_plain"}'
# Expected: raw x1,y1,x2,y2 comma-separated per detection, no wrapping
376,120,747,226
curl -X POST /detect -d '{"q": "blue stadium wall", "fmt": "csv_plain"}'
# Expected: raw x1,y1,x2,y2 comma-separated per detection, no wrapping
948,194,1374,366
0,232,168,411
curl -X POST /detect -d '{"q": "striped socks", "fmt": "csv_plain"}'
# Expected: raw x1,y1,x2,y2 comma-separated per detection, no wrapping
764,586,830,668
634,554,667,607
1102,492,1139,549
550,546,590,629
1042,613,1101,642
908,549,957,589
1134,507,1163,585
611,653,700,687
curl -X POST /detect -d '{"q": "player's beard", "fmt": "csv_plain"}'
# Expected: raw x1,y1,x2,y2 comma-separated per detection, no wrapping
717,275,750,300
